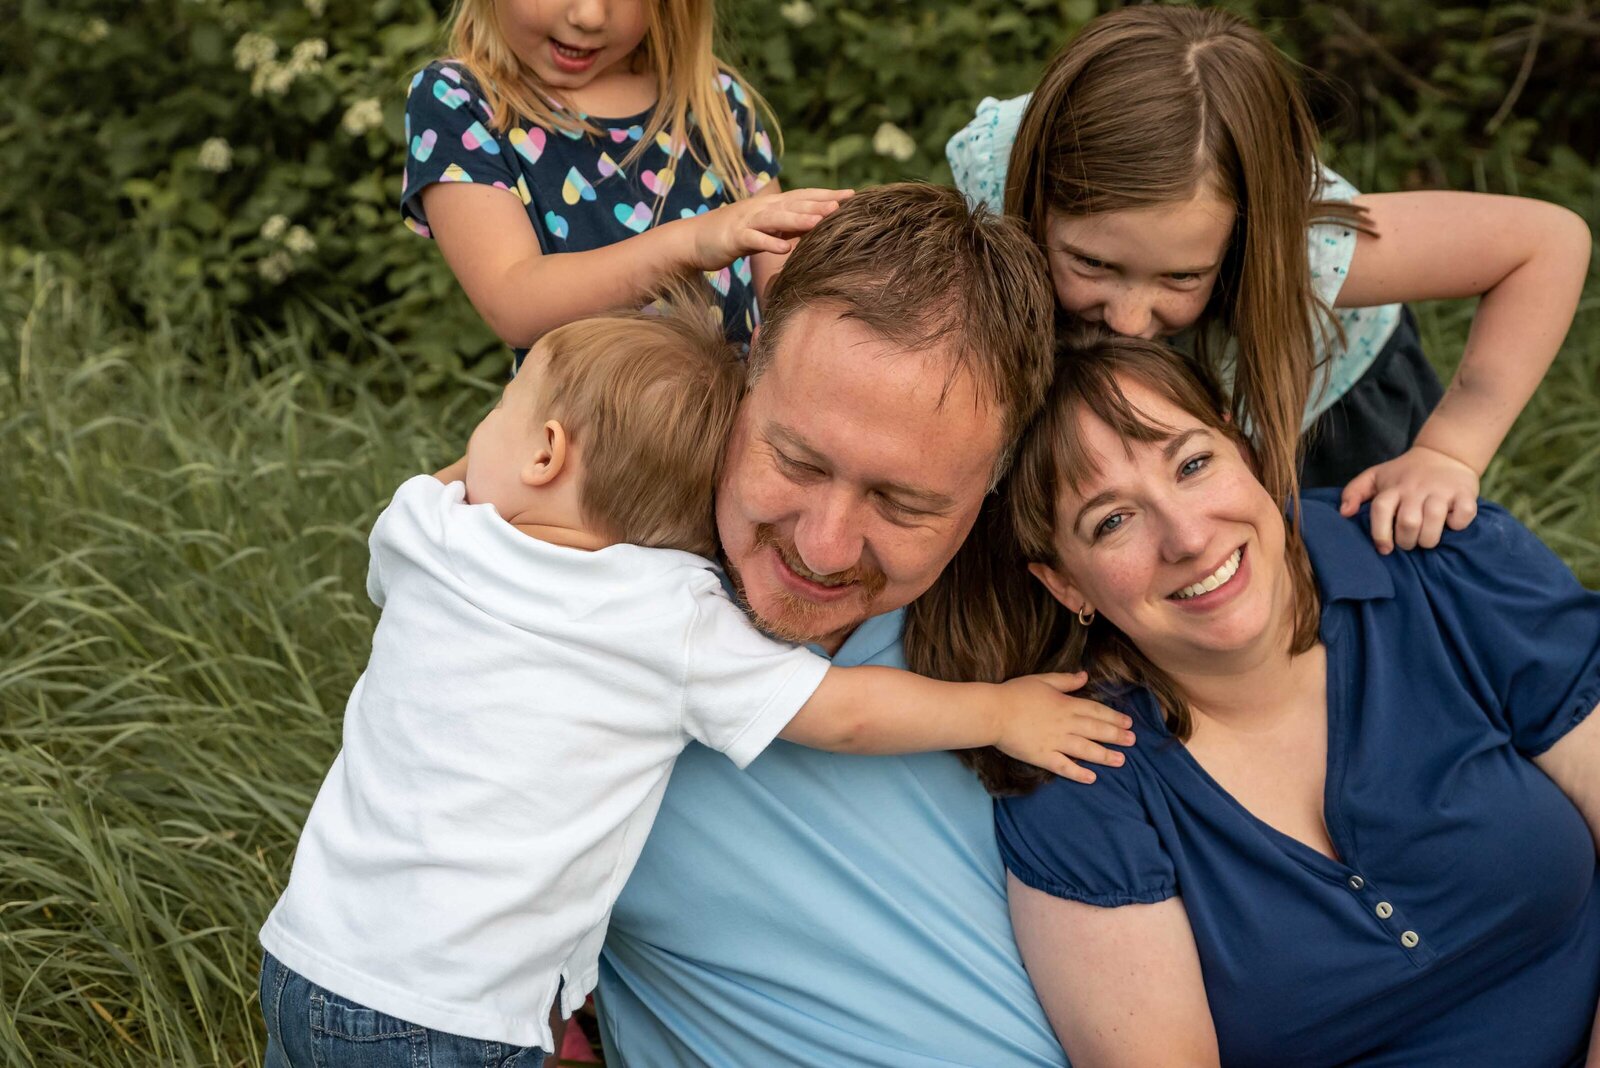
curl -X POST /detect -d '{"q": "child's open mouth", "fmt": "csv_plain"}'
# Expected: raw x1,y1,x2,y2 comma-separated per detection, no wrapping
550,40,600,73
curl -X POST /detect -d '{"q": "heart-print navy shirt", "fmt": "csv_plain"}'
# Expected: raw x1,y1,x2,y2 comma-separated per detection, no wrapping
402,60,778,364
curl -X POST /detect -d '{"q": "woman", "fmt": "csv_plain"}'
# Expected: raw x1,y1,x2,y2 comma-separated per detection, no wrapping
905,333,1600,1066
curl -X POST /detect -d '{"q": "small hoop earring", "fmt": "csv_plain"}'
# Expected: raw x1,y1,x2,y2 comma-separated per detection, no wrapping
1076,607,1096,627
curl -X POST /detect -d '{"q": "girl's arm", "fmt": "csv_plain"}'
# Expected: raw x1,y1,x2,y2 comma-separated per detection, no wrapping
1532,704,1600,1066
1335,191,1591,554
421,182,851,348
1009,875,1221,1067
778,665,1135,782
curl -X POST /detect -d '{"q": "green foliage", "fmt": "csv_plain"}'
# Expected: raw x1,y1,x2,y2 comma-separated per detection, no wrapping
3,1,1596,377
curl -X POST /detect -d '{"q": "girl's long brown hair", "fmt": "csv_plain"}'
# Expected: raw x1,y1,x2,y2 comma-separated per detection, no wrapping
904,332,1321,797
1005,5,1366,507
445,0,776,205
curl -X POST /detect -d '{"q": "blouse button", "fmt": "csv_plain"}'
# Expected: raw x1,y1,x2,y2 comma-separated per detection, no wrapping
1348,875,1365,891
1401,931,1420,948
1376,902,1394,919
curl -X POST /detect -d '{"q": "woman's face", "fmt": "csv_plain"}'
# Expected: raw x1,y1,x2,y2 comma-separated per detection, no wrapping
1043,189,1235,340
1029,376,1292,676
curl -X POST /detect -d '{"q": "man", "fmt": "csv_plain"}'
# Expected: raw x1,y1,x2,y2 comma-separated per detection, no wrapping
598,183,1070,1066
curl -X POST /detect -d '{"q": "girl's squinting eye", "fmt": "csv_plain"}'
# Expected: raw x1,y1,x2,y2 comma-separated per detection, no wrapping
1074,254,1110,271
1168,271,1201,283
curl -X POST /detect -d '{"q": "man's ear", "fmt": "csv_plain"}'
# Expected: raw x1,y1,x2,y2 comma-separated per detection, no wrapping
521,420,568,488
1027,561,1089,617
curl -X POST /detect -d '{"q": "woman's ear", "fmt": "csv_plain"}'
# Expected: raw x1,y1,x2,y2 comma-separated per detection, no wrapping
521,420,569,487
1027,561,1088,617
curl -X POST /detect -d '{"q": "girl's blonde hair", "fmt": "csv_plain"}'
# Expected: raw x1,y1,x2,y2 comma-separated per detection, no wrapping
904,331,1321,797
1005,4,1366,507
446,0,776,201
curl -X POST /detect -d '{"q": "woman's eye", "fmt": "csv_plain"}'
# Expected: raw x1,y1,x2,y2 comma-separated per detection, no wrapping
1094,513,1126,539
1179,453,1212,478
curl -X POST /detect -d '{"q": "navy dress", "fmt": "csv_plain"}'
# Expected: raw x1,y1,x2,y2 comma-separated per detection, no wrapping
401,61,779,363
999,493,1600,1067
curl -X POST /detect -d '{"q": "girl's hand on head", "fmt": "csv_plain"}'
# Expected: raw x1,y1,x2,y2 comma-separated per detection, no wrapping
1339,445,1480,555
687,187,853,270
995,672,1136,784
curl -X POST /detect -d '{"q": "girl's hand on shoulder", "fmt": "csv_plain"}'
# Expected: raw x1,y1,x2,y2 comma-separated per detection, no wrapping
687,187,853,270
1340,445,1480,555
996,672,1136,784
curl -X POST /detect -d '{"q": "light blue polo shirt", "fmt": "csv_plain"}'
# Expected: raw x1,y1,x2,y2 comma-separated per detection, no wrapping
598,607,1067,1066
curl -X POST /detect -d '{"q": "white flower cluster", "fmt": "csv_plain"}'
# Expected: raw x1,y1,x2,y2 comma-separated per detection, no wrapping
80,18,110,43
235,33,327,96
341,98,384,137
872,122,916,162
304,0,326,16
779,0,815,27
257,215,317,283
197,137,233,173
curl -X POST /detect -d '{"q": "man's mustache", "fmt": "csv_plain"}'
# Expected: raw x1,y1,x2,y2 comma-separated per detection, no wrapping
751,524,888,598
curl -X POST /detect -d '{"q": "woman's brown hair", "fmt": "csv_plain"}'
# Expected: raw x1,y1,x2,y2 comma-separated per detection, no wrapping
1005,4,1366,508
904,331,1321,796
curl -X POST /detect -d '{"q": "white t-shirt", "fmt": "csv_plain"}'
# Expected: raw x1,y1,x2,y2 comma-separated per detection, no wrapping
259,476,829,1050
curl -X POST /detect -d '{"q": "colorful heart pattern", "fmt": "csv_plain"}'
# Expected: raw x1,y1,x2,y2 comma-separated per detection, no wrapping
440,163,473,183
439,66,462,83
641,169,674,196
717,73,747,105
614,202,651,233
544,211,569,240
462,121,499,153
509,127,545,166
679,204,710,220
700,170,724,198
562,167,596,204
733,257,752,286
655,131,686,159
597,151,620,178
609,124,644,143
410,128,437,162
434,80,470,109
705,267,731,296
754,131,773,163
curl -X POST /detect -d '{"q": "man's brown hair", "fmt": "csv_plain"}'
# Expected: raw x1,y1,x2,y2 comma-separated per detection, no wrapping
749,182,1057,480
1005,5,1368,508
538,289,744,558
906,330,1321,796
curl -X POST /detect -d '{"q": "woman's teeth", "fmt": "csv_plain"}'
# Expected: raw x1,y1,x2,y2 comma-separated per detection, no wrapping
1172,548,1242,600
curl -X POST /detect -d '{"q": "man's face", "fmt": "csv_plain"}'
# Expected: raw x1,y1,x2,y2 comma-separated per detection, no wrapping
717,307,1007,654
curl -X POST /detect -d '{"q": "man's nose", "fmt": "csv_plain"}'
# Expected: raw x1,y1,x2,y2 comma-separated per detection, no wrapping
792,491,866,578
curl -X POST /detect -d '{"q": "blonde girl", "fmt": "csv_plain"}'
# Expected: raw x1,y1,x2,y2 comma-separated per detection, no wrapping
402,0,849,362
947,5,1590,554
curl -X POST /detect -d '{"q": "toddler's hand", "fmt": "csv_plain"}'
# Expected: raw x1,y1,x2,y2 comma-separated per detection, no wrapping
1339,444,1480,554
995,672,1135,784
687,187,853,269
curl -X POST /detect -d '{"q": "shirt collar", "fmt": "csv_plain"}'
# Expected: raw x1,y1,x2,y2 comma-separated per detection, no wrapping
820,608,907,668
1297,494,1395,605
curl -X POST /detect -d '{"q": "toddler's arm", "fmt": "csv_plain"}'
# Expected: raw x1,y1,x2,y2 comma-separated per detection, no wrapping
421,182,851,348
779,666,1134,783
1335,191,1591,553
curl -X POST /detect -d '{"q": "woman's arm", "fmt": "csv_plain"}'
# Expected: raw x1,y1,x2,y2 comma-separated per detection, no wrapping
1335,191,1591,552
422,182,850,348
1532,703,1600,1067
1008,875,1220,1067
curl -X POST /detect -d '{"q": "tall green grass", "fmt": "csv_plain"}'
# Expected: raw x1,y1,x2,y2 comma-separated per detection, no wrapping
2,246,1598,1066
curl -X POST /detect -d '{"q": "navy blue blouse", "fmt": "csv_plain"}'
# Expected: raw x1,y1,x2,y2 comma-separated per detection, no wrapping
400,61,778,362
998,492,1600,1067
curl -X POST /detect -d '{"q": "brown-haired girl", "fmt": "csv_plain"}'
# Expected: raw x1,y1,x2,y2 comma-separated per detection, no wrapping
947,5,1590,555
401,0,851,362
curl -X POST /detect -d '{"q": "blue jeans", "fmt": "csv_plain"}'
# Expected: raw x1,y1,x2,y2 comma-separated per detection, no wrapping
259,952,547,1068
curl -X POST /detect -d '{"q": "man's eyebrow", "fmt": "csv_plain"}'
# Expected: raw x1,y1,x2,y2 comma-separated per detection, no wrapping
1056,242,1218,276
767,423,955,511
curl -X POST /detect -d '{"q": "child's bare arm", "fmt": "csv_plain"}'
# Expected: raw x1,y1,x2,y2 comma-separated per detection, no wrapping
422,183,850,348
1336,191,1591,553
779,665,1135,783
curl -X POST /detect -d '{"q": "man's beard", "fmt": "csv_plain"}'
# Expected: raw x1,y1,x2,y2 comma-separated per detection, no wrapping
725,524,888,644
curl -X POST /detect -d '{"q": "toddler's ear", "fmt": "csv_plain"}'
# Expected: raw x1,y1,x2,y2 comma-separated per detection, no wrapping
522,420,569,487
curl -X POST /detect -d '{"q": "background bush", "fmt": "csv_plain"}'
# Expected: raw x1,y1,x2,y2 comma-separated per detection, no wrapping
2,2,1597,1066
